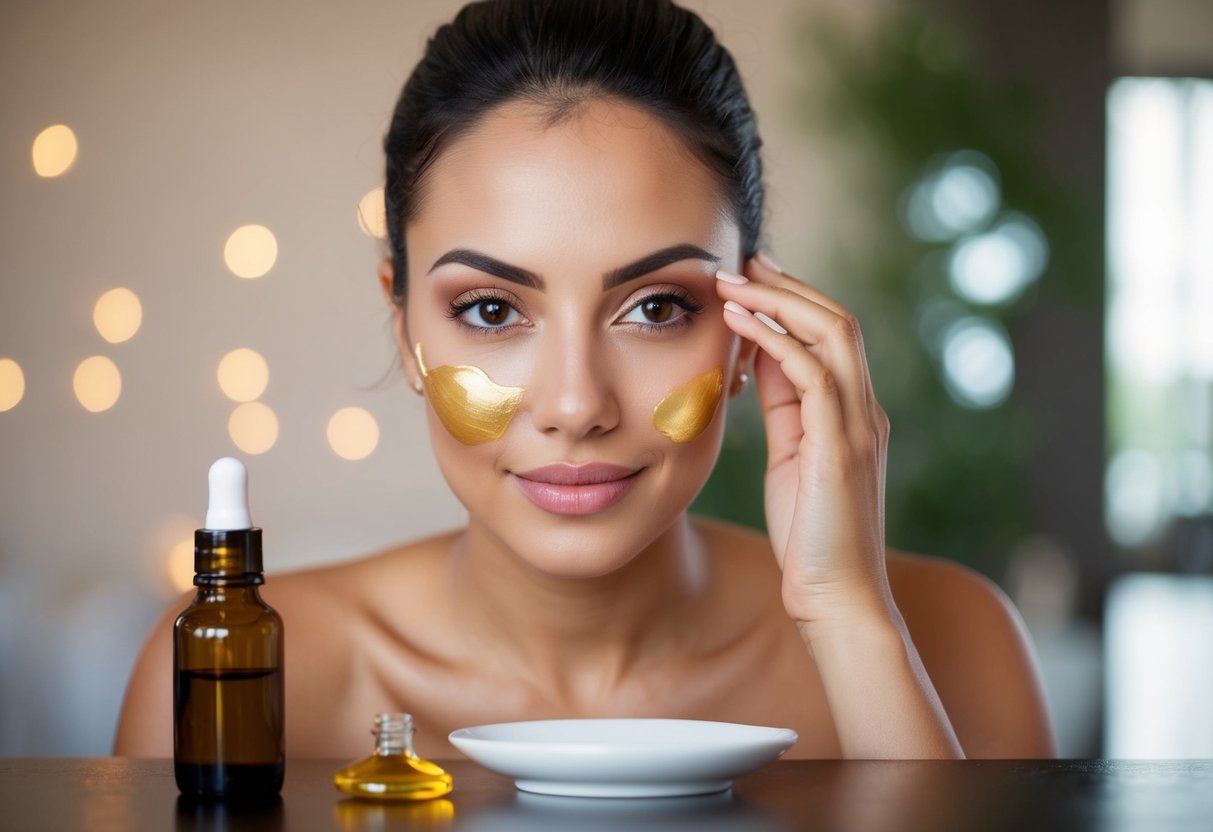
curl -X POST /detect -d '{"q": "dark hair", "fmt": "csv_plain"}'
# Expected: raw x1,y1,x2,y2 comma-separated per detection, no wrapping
383,0,765,306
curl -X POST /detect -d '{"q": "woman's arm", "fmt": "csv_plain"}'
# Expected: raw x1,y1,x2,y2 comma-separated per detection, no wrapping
718,253,965,758
797,601,963,759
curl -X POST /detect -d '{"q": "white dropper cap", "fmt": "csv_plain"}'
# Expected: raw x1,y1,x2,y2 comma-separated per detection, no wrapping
204,457,253,530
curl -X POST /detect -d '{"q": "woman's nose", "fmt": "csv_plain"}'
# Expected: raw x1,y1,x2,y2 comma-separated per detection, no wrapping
526,337,620,440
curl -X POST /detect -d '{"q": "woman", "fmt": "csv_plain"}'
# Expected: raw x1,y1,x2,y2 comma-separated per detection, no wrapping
115,0,1055,760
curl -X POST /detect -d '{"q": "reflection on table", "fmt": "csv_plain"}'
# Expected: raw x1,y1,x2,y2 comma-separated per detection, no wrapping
3,757,1213,831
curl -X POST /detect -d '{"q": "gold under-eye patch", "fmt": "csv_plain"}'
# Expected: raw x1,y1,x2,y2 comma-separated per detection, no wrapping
652,367,724,443
415,343,524,445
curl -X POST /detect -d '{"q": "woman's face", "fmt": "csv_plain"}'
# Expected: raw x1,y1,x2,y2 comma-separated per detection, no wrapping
397,97,745,577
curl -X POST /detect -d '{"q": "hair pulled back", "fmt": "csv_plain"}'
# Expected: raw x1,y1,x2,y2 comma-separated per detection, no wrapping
383,0,764,305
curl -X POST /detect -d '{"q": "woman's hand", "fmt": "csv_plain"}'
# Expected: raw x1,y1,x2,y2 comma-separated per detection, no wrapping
716,254,893,628
717,254,965,759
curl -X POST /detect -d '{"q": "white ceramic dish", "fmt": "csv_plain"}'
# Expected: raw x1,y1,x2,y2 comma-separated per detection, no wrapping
448,718,798,798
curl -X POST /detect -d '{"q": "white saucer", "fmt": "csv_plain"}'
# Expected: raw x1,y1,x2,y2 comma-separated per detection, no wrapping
448,718,798,798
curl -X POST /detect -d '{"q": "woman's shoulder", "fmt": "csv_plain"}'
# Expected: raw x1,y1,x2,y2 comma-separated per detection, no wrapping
884,549,1057,756
688,516,1021,623
884,548,1034,673
261,530,461,631
885,548,1019,624
689,518,1022,626
265,530,460,596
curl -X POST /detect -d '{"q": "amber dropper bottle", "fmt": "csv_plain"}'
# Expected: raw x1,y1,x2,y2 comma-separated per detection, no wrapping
334,713,453,800
174,457,285,799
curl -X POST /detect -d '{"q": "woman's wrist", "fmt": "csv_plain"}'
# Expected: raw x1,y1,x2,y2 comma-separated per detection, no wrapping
794,597,905,655
785,574,900,634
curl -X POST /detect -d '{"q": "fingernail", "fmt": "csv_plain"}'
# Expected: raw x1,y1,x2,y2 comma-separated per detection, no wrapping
755,311,787,334
723,300,752,317
755,252,783,274
715,269,748,285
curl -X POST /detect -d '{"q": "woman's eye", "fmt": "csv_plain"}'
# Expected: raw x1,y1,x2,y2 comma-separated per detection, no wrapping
619,294,695,328
457,298,519,328
640,299,674,323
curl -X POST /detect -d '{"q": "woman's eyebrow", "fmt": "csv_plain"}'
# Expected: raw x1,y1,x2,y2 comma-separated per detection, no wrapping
428,249,543,288
426,244,721,291
603,244,721,289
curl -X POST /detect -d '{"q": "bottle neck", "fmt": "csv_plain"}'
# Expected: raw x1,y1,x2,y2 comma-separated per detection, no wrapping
193,583,264,606
373,713,416,757
194,572,265,588
194,528,264,579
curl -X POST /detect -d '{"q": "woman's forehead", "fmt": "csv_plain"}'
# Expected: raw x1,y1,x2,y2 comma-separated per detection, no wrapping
407,98,735,272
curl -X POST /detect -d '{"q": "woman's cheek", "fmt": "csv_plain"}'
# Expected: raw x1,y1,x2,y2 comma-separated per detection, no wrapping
651,366,724,443
415,343,524,445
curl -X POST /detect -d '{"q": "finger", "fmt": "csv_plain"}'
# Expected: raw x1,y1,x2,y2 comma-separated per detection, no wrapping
752,255,890,533
752,340,803,472
718,278,871,439
747,253,849,314
722,300,848,466
745,256,881,430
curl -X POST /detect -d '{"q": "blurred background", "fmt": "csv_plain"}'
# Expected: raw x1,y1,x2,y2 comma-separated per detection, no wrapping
2,0,1211,759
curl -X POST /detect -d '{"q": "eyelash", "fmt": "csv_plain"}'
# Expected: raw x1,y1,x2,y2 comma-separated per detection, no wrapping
446,288,525,335
621,288,704,333
445,287,705,335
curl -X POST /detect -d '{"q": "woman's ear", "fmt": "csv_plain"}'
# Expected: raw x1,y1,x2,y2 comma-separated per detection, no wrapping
377,257,397,308
730,338,758,398
379,259,424,395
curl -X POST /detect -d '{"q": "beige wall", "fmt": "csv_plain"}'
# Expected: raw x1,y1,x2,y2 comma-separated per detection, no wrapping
0,0,878,753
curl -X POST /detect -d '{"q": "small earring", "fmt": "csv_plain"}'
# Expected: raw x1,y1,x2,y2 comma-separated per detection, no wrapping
732,372,749,396
412,379,424,395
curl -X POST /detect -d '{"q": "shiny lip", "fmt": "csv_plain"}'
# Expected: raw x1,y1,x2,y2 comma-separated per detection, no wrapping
511,464,643,516
514,463,641,485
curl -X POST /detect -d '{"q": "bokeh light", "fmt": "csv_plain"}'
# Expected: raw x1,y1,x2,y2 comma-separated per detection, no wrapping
915,296,968,358
357,185,388,239
940,317,1015,409
167,538,195,594
217,348,269,402
228,401,278,454
948,213,1049,306
32,124,78,177
1106,449,1166,547
901,150,1001,242
1175,449,1213,516
223,224,278,279
326,406,380,460
93,288,143,344
73,356,122,412
0,358,25,411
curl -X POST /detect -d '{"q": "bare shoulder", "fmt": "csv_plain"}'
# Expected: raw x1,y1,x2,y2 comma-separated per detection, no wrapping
886,549,1016,622
885,549,1038,661
262,529,459,626
260,529,461,674
886,549,1058,758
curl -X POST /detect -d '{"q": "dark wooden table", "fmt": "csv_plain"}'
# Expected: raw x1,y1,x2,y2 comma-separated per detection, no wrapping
2,757,1212,831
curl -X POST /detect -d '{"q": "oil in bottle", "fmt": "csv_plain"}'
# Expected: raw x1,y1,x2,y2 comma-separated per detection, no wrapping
333,713,453,800
174,457,285,799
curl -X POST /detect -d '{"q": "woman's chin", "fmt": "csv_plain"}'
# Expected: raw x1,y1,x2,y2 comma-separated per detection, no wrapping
513,535,646,579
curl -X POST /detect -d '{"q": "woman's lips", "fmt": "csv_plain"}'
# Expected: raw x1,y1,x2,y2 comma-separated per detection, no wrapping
512,463,642,516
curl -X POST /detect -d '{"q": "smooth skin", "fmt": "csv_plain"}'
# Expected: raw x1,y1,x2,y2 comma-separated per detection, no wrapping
115,98,1055,761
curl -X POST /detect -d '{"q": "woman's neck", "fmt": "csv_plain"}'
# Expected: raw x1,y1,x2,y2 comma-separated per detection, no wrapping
447,512,713,707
